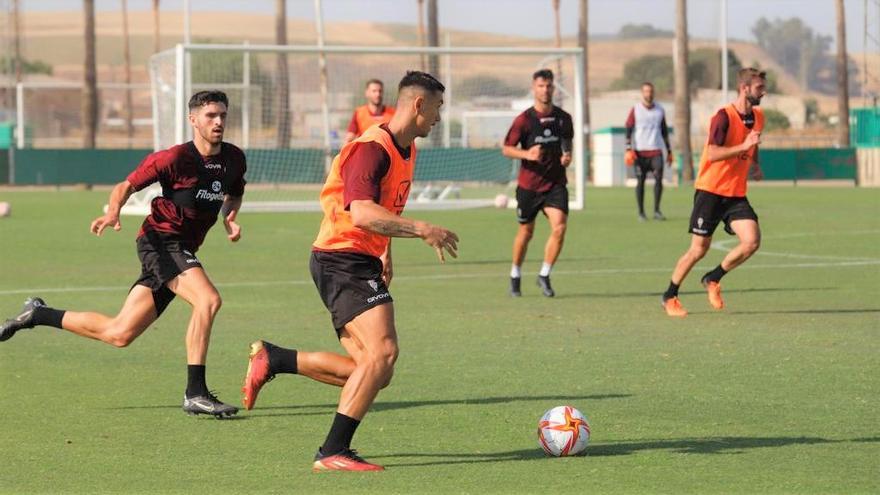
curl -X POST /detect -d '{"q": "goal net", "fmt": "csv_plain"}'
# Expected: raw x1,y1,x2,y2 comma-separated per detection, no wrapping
129,43,585,214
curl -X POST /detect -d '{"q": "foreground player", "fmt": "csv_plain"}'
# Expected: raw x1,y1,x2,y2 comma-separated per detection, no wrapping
343,78,396,145
503,69,574,297
243,72,458,471
624,81,673,221
661,68,767,317
0,91,246,417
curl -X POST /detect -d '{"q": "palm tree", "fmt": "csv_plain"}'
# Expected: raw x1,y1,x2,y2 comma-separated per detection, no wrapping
417,0,427,71
552,0,562,90
835,0,850,147
674,0,692,180
83,0,98,148
152,0,160,54
578,0,591,180
275,0,290,148
122,0,134,144
427,0,439,77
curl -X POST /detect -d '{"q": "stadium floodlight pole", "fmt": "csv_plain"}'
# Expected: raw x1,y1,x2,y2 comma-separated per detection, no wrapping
15,82,24,149
314,0,332,167
572,50,586,210
720,0,728,107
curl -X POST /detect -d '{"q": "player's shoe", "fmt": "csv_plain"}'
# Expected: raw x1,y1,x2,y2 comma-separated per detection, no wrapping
653,211,666,221
638,212,648,222
509,277,522,297
701,277,724,310
661,296,688,317
242,340,276,410
0,297,46,342
312,447,384,472
182,392,239,418
537,275,555,297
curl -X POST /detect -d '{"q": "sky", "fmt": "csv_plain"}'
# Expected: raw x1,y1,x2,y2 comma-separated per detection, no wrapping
16,0,877,52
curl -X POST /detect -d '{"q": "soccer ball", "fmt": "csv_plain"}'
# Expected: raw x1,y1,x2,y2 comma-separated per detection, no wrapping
494,193,509,208
537,406,591,457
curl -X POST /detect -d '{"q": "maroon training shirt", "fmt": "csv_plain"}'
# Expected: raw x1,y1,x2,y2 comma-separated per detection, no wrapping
126,141,247,251
341,124,410,210
504,106,574,192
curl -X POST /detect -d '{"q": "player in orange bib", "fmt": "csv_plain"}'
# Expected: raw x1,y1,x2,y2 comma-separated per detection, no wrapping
661,68,767,317
242,72,458,472
343,78,396,145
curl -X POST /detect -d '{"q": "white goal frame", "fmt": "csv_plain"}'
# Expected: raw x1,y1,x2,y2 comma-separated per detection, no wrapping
122,43,585,215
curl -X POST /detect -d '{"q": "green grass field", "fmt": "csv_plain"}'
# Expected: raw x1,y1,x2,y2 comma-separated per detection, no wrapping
1,186,878,494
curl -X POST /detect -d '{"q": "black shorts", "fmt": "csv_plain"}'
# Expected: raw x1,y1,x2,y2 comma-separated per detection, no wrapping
133,231,202,316
516,184,569,224
689,189,759,237
634,154,664,179
310,251,393,336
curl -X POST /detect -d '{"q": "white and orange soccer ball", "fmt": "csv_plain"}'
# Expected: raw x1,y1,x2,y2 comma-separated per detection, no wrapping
537,405,591,457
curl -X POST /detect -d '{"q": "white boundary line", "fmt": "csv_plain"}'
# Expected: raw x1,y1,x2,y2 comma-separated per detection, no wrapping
1,259,878,297
710,229,880,262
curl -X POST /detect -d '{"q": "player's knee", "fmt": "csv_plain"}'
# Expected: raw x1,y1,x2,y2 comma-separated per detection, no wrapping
688,245,709,260
198,292,223,315
742,238,760,255
551,223,567,238
107,329,137,348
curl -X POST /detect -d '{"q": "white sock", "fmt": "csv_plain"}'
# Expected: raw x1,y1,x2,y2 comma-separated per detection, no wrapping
539,262,553,277
510,264,521,278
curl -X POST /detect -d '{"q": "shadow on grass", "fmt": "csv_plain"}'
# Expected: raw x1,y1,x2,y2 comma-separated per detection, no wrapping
552,286,833,300
107,393,631,417
376,436,877,467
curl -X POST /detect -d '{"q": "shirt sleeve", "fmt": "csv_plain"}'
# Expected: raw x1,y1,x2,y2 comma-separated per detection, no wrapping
228,148,247,197
625,107,635,145
504,114,527,147
660,115,671,151
342,142,391,210
708,109,730,147
347,110,360,134
126,148,175,191
561,112,574,153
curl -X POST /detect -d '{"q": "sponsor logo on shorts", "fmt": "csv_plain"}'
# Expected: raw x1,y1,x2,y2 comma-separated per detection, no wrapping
186,258,199,264
367,292,390,304
368,280,379,292
692,228,708,234
697,217,704,228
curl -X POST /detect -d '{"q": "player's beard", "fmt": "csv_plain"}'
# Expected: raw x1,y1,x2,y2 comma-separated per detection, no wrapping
204,128,223,144
746,89,763,106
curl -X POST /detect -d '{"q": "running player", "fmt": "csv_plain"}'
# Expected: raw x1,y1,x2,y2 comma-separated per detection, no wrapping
503,69,574,298
242,71,458,472
0,90,246,417
343,79,396,145
624,81,673,221
661,68,767,317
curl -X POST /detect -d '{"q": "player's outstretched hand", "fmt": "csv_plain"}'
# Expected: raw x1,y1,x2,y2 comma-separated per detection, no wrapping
224,210,241,242
90,213,121,236
420,223,459,263
525,144,542,162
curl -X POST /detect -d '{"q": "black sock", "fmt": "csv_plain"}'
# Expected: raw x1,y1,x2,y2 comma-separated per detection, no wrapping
663,281,680,300
186,365,209,398
635,174,646,215
703,264,728,283
32,306,66,329
266,343,298,375
654,178,663,212
321,412,360,456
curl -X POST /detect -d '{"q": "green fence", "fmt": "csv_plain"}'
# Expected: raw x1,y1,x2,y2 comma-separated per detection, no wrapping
688,147,856,182
850,107,880,148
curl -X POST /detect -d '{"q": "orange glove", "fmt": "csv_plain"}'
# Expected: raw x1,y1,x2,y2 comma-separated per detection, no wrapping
624,149,637,166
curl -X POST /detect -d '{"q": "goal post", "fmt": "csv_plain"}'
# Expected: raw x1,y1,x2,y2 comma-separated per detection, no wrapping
127,43,585,215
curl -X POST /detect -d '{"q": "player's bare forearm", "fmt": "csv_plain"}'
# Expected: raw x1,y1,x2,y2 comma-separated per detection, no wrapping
350,200,420,237
221,195,242,218
706,142,752,163
502,145,528,160
106,181,135,217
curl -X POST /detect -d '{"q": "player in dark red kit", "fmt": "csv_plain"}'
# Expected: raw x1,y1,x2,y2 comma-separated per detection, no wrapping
503,69,574,298
0,91,246,418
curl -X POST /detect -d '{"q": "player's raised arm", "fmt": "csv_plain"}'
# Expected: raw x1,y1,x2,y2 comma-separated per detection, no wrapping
349,199,458,262
90,180,135,236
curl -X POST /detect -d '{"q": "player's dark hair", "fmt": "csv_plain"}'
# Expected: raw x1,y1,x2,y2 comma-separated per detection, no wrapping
365,78,384,88
642,81,654,89
737,68,766,86
188,90,229,111
398,71,445,94
533,69,554,81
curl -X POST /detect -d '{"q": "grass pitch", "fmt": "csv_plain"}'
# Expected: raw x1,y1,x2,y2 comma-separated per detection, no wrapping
0,186,878,494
